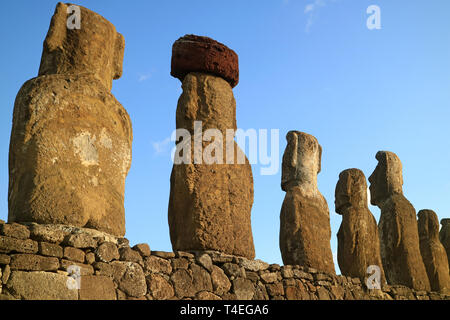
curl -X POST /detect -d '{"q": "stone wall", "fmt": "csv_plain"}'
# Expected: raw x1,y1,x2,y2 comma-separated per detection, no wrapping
0,220,448,300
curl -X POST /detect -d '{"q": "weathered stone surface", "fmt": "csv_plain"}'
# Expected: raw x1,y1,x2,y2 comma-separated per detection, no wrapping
111,261,146,297
172,258,189,270
190,264,213,294
232,278,254,300
152,251,176,259
222,263,245,279
28,224,65,244
0,236,38,254
237,258,269,272
266,282,284,296
369,151,430,291
85,252,95,264
440,219,450,272
280,131,335,275
171,34,239,88
64,234,97,249
417,210,450,294
96,242,120,262
6,271,78,300
196,253,213,272
0,223,30,240
79,275,116,300
119,247,143,263
64,247,85,263
8,3,132,237
93,262,114,277
60,260,94,276
146,274,174,300
168,72,254,259
211,265,231,295
144,256,173,274
335,169,386,285
2,265,11,284
195,291,221,300
10,254,59,271
176,251,195,259
0,254,11,265
261,272,278,284
38,242,63,258
171,269,196,298
133,243,151,257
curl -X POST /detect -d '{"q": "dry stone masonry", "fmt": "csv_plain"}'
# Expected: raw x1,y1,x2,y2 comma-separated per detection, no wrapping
335,169,386,286
369,151,430,291
8,3,132,237
168,35,255,259
417,210,450,294
279,131,335,275
0,220,448,300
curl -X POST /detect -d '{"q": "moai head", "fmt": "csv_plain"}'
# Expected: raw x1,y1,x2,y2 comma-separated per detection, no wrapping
335,168,368,214
418,210,440,240
171,34,239,88
281,131,322,193
368,151,403,206
38,2,125,90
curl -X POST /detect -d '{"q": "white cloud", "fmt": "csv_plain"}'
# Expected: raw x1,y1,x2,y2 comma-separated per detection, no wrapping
138,73,151,82
152,137,171,155
303,0,328,33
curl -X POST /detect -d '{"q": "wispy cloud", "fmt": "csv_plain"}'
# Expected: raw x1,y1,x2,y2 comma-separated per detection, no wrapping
138,73,152,82
304,0,327,33
152,137,171,155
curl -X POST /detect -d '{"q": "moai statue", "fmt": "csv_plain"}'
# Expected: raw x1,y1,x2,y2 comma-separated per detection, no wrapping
418,210,450,294
368,151,430,291
280,131,335,274
440,219,450,273
335,168,386,286
168,35,255,259
8,3,132,236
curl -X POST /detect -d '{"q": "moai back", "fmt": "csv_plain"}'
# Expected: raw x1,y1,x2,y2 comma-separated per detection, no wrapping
8,3,132,236
279,131,335,275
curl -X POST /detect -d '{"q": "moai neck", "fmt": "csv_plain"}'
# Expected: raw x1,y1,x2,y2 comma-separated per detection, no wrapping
369,151,404,208
281,131,322,198
335,168,369,216
38,3,125,91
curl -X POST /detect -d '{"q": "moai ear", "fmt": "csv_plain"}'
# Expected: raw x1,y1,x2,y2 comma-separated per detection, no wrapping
317,144,322,174
284,131,298,169
113,32,125,80
38,2,68,76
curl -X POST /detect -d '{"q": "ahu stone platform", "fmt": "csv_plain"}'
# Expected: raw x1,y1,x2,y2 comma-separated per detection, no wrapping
0,220,448,300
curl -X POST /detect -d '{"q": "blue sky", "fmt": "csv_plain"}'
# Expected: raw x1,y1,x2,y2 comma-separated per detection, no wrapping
1,0,449,273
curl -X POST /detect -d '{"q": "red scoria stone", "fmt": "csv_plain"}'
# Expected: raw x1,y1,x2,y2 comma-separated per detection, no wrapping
170,34,239,88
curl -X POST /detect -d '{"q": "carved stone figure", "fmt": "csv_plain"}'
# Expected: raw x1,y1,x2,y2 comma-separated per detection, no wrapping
280,131,335,274
418,210,450,294
168,35,254,259
335,168,385,286
8,3,132,236
368,151,430,291
440,219,450,274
